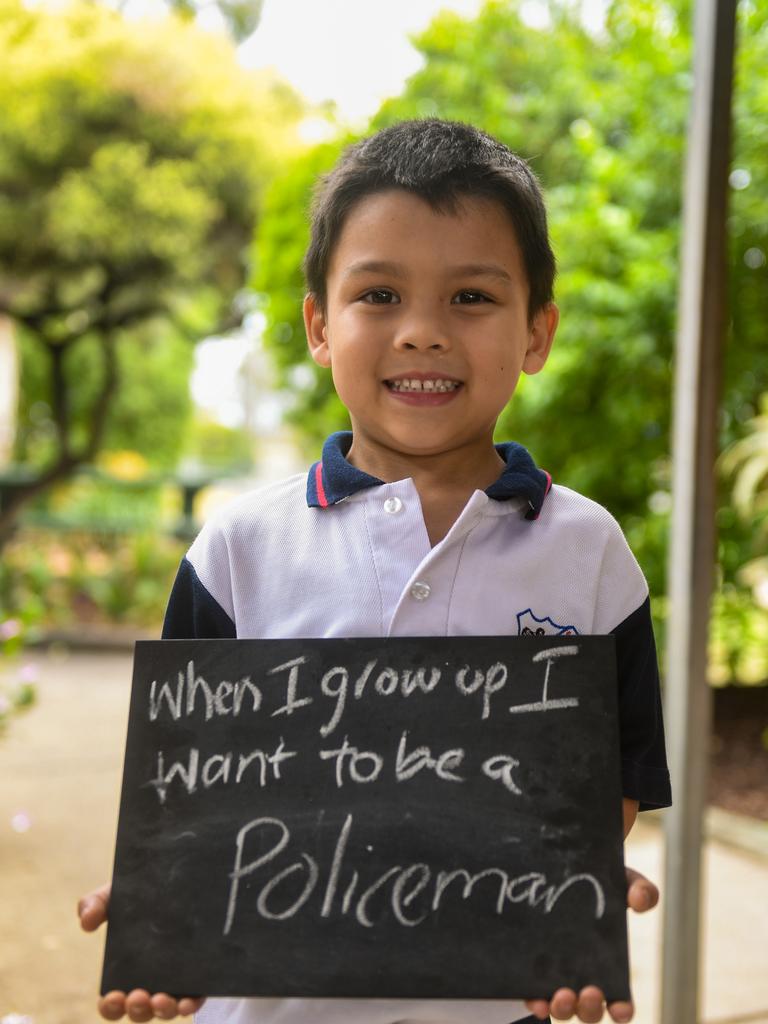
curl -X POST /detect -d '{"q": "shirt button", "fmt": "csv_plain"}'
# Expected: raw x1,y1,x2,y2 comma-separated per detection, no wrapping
410,581,431,601
384,497,403,514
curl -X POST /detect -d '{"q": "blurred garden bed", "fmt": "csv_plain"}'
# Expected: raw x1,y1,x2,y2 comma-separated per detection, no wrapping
0,461,227,639
0,527,186,644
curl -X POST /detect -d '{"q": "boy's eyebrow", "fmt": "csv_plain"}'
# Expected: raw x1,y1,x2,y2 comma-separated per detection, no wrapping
343,260,407,279
342,260,512,282
451,262,512,283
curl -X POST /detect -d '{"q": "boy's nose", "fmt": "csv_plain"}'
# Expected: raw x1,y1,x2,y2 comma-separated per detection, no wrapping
393,315,450,352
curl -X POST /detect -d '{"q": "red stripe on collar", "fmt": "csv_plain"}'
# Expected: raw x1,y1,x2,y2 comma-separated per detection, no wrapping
314,461,329,508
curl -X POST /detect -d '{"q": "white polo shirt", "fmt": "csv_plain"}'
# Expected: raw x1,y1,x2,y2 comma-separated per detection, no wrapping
163,432,671,1024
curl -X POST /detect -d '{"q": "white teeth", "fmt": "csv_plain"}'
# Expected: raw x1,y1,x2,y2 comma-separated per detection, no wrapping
389,378,460,393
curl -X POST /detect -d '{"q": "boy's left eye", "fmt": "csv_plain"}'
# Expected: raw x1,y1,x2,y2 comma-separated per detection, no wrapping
452,290,491,304
360,289,399,304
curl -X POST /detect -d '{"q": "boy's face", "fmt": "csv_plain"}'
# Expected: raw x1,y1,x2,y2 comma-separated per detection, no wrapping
304,190,558,466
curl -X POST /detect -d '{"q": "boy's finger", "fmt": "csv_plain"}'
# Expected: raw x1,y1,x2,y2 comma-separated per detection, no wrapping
625,867,659,913
78,900,106,931
77,883,111,931
125,989,154,1022
525,1000,552,1020
550,988,578,1020
98,991,127,1020
575,985,604,1023
150,994,178,1019
608,1000,635,1022
177,997,206,1017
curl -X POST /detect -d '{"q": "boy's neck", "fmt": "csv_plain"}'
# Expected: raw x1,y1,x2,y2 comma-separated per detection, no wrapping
346,438,506,545
347,436,506,493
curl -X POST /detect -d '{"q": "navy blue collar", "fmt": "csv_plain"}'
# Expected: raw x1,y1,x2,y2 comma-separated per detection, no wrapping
307,432,551,520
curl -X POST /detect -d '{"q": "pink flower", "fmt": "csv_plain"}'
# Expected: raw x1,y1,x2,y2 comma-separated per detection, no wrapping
10,812,32,834
0,619,22,641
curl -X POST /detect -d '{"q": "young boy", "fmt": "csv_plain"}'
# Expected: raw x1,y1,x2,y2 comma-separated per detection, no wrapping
80,118,670,1024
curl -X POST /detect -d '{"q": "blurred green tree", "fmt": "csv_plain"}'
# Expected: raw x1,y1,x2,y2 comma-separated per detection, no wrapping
0,0,304,545
165,0,265,40
109,0,264,42
252,137,351,451
720,393,768,608
253,0,768,598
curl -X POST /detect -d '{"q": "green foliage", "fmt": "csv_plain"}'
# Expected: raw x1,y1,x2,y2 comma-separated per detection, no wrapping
0,0,304,532
719,392,768,625
0,528,186,629
253,0,768,622
709,585,768,686
0,0,290,303
16,324,195,470
160,0,264,40
252,138,352,449
24,472,166,533
182,415,254,473
721,394,768,519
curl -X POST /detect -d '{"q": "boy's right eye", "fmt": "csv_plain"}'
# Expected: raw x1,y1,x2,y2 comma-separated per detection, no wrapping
360,288,399,304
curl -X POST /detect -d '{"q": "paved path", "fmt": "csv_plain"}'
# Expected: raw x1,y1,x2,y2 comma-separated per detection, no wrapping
0,650,766,1024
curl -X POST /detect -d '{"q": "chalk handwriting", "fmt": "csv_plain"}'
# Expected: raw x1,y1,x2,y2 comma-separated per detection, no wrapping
319,736,384,787
508,645,580,714
394,730,464,783
145,733,527,801
148,644,582,734
223,814,605,936
149,661,262,721
481,754,522,794
454,662,508,720
319,661,443,737
270,657,313,718
147,739,297,805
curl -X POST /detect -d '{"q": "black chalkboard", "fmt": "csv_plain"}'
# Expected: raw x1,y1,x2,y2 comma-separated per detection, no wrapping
102,636,630,1002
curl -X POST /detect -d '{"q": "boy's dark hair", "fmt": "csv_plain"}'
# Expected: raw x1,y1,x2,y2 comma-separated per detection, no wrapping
304,119,556,321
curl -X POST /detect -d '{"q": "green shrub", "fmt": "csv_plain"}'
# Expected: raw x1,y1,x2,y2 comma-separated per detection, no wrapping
0,529,186,630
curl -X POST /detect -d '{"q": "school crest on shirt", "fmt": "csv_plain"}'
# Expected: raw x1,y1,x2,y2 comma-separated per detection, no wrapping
516,608,580,637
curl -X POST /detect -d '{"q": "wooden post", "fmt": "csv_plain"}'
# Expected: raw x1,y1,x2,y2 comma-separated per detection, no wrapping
661,0,737,1021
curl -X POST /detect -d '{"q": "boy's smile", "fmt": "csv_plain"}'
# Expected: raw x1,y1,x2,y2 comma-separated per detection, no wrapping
385,371,462,404
304,189,558,484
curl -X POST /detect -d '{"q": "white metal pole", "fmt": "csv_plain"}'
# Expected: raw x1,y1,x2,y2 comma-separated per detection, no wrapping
661,0,737,1021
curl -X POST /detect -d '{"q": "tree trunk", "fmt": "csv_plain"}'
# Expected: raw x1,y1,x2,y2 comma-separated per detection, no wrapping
0,315,17,467
0,329,119,551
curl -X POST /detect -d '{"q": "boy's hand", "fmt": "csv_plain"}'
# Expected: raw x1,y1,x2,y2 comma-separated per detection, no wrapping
77,883,206,1021
525,986,633,1023
524,865,659,1022
96,991,205,1021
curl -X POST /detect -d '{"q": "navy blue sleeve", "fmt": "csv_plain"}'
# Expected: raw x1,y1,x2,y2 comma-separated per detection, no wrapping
613,595,671,810
162,556,236,640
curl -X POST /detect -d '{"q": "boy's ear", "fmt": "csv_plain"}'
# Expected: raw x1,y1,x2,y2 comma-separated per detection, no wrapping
304,293,331,368
522,302,559,375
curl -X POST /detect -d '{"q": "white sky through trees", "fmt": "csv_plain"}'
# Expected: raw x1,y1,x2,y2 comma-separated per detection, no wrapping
239,0,486,124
